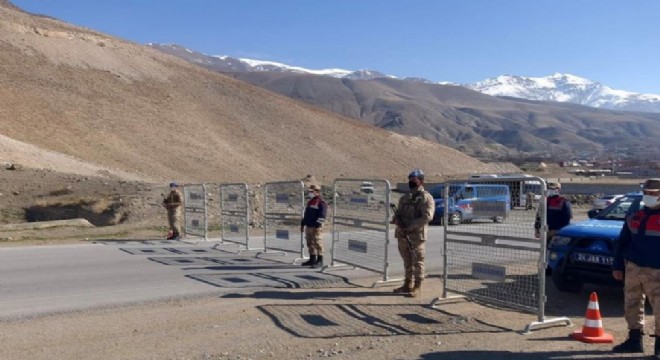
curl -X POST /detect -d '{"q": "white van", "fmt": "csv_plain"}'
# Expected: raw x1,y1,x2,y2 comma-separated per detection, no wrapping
360,181,375,194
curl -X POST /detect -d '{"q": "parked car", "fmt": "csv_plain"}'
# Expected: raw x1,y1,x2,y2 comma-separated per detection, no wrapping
360,181,375,194
547,192,644,292
428,183,510,225
591,194,625,210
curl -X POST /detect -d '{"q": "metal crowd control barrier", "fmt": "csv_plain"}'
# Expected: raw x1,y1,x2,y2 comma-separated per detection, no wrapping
218,183,259,252
327,179,394,286
261,181,305,261
183,183,208,242
431,176,571,333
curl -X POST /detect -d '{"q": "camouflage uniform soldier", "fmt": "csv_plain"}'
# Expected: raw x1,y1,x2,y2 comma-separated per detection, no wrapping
612,178,660,356
392,169,435,297
300,184,328,269
163,182,183,240
526,191,535,211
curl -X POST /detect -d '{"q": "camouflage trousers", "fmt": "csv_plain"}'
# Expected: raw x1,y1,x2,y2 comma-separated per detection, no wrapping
305,227,323,256
526,199,535,210
397,235,426,282
623,262,660,335
167,210,182,236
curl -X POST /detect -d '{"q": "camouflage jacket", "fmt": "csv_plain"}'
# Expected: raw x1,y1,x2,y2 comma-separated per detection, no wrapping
395,187,435,239
163,189,183,212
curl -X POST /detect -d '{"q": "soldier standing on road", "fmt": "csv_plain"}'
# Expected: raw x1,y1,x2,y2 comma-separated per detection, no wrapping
300,184,328,268
535,182,572,248
526,191,535,211
163,181,183,240
391,169,435,298
611,178,660,356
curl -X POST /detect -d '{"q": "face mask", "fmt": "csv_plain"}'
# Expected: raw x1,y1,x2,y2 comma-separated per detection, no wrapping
307,192,316,199
547,189,559,197
643,194,659,208
408,181,418,190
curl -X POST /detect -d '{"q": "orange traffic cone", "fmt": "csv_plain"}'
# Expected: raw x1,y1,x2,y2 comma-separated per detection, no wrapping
571,292,614,343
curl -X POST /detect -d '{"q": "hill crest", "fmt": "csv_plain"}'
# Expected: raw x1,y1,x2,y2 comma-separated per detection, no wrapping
0,2,515,183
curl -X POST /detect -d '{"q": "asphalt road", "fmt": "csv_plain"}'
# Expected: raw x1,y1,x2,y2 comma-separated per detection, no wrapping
0,216,545,320
0,243,221,319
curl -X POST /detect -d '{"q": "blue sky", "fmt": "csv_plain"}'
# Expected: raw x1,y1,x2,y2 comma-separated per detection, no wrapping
12,0,660,93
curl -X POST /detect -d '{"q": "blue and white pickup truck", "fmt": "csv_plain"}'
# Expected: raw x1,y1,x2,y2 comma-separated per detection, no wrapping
547,192,644,292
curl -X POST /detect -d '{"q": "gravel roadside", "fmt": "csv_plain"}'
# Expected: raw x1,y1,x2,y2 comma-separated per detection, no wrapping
0,275,652,360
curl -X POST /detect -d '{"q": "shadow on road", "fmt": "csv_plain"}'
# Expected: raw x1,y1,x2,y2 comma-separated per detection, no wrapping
221,289,395,300
418,350,632,360
544,281,638,319
93,239,178,245
443,270,640,320
257,303,512,339
191,272,356,290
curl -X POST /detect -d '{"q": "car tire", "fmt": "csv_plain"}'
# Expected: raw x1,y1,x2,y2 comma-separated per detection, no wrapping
551,270,583,293
449,212,462,226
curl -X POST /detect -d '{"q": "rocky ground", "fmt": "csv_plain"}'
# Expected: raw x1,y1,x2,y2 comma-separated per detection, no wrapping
0,165,167,244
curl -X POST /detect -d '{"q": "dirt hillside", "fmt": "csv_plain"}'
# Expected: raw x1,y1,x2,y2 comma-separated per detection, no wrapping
0,2,517,186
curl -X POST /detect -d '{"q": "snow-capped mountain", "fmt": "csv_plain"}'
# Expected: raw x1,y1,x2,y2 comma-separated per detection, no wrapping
235,57,353,77
148,44,390,80
149,44,660,113
465,73,660,112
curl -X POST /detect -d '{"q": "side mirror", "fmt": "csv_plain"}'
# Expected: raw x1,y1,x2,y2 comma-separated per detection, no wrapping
587,209,600,219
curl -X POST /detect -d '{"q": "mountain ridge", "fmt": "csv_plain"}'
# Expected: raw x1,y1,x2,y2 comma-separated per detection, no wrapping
150,44,660,113
148,43,660,158
225,71,660,158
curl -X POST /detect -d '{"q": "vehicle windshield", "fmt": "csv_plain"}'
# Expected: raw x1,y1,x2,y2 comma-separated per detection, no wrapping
595,196,643,220
522,181,541,194
429,185,462,199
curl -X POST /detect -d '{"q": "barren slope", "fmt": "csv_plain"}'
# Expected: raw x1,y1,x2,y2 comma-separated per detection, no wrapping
0,3,515,183
0,134,147,181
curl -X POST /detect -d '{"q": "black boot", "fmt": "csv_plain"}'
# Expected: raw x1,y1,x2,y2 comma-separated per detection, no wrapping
311,255,324,269
612,329,644,353
393,279,413,293
301,255,317,266
655,337,660,359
